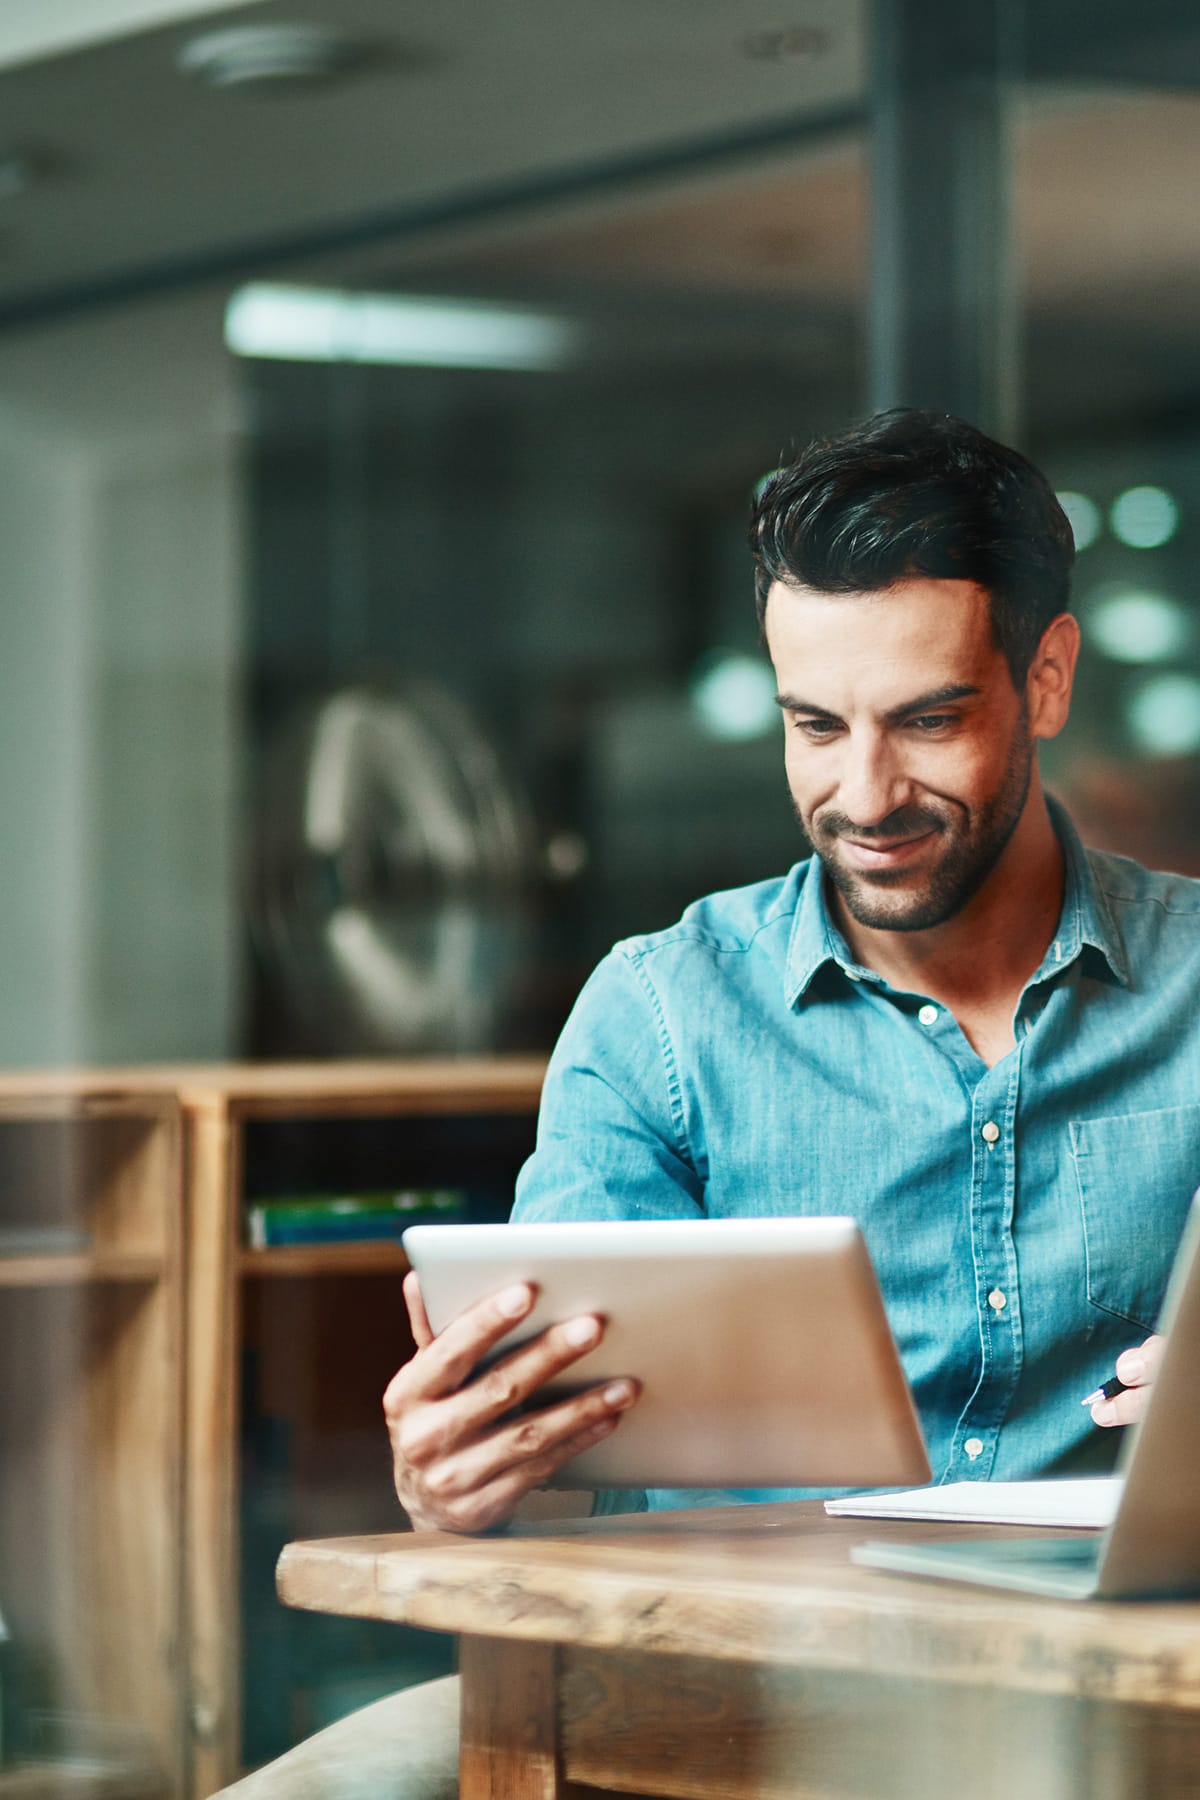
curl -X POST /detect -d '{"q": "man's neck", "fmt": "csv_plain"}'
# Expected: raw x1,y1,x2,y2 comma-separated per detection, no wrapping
830,790,1065,1054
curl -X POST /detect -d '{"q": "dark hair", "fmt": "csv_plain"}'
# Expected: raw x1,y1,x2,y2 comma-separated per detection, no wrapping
749,409,1075,685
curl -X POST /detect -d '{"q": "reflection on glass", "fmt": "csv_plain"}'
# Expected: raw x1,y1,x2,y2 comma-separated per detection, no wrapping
3,0,1200,1790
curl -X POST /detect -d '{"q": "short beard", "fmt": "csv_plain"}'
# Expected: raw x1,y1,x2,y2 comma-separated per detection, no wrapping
804,725,1035,934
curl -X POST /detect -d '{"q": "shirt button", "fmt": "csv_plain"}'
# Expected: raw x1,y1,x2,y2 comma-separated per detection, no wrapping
981,1120,1000,1145
987,1288,1007,1312
918,1003,938,1026
964,1437,985,1459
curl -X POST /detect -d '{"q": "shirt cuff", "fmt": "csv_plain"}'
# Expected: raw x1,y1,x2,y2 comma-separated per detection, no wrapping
590,1487,650,1517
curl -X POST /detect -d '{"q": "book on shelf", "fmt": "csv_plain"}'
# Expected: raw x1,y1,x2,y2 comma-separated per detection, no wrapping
245,1189,466,1249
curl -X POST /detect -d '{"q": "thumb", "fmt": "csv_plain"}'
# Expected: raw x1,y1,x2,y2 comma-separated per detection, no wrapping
404,1269,434,1349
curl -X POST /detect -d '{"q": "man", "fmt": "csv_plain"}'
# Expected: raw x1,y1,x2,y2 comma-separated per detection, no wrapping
222,409,1183,1796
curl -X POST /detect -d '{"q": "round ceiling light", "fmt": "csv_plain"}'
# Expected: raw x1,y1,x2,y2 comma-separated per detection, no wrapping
177,22,369,92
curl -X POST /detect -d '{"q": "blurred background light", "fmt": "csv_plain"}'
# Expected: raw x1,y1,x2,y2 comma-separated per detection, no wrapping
1057,489,1101,551
690,650,777,741
1086,587,1190,663
224,284,577,370
1124,672,1200,755
1110,484,1180,549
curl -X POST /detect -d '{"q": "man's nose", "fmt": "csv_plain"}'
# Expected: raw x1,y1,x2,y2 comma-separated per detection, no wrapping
835,737,908,829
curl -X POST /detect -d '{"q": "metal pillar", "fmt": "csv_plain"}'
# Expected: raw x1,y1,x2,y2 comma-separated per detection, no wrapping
868,0,1019,441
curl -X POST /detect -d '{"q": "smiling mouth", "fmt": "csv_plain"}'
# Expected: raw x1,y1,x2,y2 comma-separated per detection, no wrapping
835,830,938,870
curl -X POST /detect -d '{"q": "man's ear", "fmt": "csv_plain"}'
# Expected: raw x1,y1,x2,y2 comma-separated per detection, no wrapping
1027,614,1080,741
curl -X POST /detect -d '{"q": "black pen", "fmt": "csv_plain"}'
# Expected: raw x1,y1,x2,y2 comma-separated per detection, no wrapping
1080,1374,1130,1406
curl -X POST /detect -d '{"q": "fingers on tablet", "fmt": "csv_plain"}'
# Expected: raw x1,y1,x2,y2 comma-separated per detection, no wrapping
408,1282,536,1395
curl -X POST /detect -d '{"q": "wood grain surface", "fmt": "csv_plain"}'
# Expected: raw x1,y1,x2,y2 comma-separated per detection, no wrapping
277,1501,1200,1709
557,1649,1200,1800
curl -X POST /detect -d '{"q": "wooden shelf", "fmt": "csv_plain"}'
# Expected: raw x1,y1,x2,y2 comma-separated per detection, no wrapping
0,1082,184,1797
0,1251,165,1286
182,1056,544,1793
0,1765,163,1798
238,1241,410,1278
0,1059,546,1118
0,1057,544,1798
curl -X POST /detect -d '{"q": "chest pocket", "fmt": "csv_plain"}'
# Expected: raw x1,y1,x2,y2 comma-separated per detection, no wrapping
1070,1104,1200,1333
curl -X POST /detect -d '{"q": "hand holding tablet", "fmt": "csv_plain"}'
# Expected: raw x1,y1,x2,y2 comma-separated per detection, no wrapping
383,1265,638,1535
401,1216,929,1497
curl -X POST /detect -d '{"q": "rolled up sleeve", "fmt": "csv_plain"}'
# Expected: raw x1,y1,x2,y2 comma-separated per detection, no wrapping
513,945,704,1224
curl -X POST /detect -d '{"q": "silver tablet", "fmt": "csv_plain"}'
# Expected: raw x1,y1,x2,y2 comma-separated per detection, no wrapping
402,1216,930,1490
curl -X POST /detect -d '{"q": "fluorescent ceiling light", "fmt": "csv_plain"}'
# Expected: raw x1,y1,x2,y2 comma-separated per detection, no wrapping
225,283,575,370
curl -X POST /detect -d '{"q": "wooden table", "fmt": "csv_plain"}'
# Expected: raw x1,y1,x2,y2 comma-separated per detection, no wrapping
277,1500,1200,1800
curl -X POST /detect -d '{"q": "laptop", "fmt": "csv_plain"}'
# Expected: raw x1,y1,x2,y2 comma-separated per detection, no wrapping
403,1215,931,1490
851,1191,1200,1600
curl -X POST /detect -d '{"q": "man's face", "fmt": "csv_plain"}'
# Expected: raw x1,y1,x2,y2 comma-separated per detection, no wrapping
764,576,1041,934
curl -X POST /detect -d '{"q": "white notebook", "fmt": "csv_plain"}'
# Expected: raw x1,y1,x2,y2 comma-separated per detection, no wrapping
825,1476,1122,1530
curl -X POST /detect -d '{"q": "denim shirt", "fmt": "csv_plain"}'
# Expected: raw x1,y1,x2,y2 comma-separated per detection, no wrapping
511,802,1200,1514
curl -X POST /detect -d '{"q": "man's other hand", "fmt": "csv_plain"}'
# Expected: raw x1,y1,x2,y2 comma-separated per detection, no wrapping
383,1269,638,1534
1090,1334,1165,1426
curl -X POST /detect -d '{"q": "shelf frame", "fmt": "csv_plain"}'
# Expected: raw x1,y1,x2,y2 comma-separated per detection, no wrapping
179,1056,545,1797
0,1084,185,1798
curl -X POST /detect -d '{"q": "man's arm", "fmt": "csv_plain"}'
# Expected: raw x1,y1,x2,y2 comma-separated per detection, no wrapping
383,1270,638,1534
513,945,705,1225
385,943,701,1533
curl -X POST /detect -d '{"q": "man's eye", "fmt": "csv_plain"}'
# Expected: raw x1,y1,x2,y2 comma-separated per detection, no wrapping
792,717,840,738
910,714,953,732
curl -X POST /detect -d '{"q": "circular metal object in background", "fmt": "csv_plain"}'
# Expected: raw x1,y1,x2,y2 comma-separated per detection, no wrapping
249,682,537,1054
176,22,372,92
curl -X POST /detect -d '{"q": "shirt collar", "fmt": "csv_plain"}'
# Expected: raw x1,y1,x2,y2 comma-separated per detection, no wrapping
783,850,873,1005
783,794,1128,1008
1039,795,1129,987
